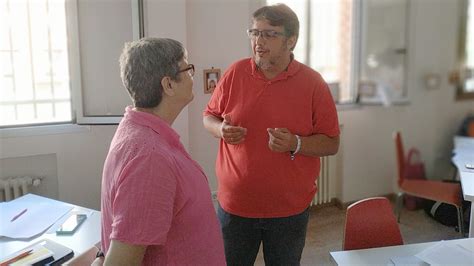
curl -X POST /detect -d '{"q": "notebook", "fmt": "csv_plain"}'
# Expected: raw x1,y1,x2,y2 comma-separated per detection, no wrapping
0,239,74,266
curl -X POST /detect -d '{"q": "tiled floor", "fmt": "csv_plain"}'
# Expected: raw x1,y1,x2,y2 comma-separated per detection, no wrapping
254,204,462,265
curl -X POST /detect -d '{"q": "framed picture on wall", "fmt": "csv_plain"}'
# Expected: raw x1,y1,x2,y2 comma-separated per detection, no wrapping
203,68,221,94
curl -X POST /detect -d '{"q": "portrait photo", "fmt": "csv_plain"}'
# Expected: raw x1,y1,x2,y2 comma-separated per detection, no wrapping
203,68,221,94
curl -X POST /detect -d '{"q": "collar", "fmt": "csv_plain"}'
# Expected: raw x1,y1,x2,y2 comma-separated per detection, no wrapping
124,106,181,147
249,54,300,81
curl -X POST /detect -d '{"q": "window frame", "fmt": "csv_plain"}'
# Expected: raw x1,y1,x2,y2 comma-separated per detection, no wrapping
456,0,474,100
68,0,145,125
0,0,145,129
264,0,410,105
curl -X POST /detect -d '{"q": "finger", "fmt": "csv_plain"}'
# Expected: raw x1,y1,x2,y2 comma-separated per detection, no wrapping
234,137,245,144
267,128,276,136
274,128,290,133
268,128,287,140
223,126,246,134
268,141,285,152
271,138,286,147
225,136,245,145
223,114,232,125
225,133,241,141
223,129,247,141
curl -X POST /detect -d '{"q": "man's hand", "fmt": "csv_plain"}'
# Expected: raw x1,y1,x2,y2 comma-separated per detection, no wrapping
267,128,297,153
91,257,104,266
220,114,247,145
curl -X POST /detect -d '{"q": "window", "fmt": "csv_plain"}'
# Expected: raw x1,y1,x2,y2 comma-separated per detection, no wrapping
0,0,144,128
266,0,408,104
454,0,474,100
0,0,72,127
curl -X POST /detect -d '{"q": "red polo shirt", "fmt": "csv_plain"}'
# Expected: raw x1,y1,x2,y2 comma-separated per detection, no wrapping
204,58,339,218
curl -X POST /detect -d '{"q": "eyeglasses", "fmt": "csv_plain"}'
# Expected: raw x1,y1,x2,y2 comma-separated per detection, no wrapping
177,64,195,77
247,29,285,40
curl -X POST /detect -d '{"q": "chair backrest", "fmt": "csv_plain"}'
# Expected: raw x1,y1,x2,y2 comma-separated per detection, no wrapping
393,131,405,186
343,197,403,251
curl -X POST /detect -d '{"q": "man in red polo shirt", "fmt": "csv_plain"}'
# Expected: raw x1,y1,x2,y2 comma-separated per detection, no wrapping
203,3,340,266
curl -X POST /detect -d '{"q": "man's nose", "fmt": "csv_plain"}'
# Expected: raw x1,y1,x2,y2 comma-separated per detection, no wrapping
255,33,265,44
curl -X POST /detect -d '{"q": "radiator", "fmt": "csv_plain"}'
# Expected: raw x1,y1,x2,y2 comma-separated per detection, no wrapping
312,156,334,206
0,176,42,202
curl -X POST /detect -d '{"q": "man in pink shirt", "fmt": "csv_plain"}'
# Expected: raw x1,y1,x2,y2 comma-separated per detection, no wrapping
96,38,225,265
203,4,339,265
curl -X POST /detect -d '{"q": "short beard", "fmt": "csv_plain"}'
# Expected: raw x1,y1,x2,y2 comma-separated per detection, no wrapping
255,56,276,71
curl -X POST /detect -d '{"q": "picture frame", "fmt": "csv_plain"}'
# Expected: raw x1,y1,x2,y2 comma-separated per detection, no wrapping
203,68,221,94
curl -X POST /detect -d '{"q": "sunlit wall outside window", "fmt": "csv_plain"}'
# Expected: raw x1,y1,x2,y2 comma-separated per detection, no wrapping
465,0,474,92
266,0,353,103
0,0,71,127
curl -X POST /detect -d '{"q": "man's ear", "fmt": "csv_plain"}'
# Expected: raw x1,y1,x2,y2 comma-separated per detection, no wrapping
161,76,175,97
287,36,297,51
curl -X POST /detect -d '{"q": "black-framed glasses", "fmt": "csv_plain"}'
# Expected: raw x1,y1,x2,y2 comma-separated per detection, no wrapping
177,64,195,77
247,29,285,40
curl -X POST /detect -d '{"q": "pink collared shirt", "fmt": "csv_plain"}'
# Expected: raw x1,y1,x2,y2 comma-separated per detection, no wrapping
101,106,225,265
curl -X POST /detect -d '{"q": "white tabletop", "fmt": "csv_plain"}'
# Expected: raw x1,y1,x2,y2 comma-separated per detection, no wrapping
453,136,474,201
330,238,474,265
453,136,474,237
0,196,101,261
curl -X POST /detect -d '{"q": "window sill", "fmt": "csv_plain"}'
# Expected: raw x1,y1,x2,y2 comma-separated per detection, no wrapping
336,98,410,111
358,97,410,106
0,124,91,139
336,103,362,111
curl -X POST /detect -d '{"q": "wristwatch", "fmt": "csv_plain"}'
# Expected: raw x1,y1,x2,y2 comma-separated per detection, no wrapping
290,135,301,160
96,250,105,258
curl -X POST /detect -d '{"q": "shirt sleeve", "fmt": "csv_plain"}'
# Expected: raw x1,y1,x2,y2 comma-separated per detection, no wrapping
312,77,340,137
110,153,177,246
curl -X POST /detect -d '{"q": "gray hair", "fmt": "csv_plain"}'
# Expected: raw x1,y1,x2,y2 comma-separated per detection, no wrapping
252,4,299,51
119,37,185,108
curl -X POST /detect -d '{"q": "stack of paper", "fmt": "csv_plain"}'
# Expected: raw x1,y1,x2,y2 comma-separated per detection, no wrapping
0,239,74,266
10,245,54,265
416,241,474,265
390,241,474,266
0,194,73,239
0,244,54,266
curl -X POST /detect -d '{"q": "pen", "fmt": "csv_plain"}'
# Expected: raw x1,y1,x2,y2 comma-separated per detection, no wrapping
10,208,27,222
0,249,33,266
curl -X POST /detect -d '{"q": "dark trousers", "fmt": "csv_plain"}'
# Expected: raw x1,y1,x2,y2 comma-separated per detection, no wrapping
217,204,310,266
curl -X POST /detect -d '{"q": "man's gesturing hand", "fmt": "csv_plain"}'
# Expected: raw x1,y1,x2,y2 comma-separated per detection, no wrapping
220,114,247,145
267,128,297,153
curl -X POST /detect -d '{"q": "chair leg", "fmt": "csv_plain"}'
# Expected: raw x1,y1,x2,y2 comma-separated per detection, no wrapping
396,192,404,223
456,206,465,237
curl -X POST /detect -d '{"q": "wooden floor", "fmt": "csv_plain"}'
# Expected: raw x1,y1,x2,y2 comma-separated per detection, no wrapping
254,204,462,265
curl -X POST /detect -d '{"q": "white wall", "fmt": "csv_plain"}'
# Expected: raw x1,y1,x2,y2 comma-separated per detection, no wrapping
1,0,473,209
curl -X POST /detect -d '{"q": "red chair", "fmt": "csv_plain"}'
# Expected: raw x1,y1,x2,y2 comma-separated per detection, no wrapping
343,197,403,250
393,131,464,236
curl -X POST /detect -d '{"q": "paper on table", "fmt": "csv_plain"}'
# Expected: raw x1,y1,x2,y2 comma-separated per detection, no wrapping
415,241,474,266
390,256,428,266
0,194,73,239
